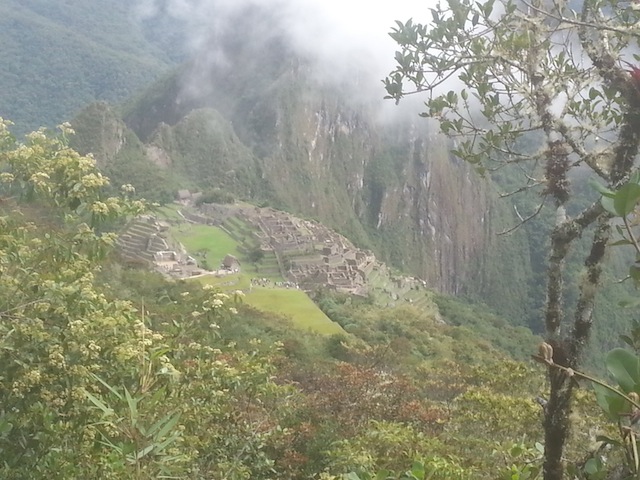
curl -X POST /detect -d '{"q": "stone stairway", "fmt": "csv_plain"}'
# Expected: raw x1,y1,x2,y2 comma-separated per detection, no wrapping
117,216,172,263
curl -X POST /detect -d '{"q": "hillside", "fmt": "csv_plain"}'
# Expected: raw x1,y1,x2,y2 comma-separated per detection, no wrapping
0,0,536,324
3,1,640,475
58,2,640,369
71,73,534,329
110,199,541,363
0,0,185,135
2,0,632,365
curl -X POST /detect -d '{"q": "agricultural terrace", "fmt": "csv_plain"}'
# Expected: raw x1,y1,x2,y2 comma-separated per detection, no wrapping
166,217,343,335
245,287,345,335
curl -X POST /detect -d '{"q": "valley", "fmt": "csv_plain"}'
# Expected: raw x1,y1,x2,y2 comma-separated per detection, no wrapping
2,0,639,477
116,198,441,335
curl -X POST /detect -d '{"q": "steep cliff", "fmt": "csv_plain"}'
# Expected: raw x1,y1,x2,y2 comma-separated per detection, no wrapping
70,6,533,323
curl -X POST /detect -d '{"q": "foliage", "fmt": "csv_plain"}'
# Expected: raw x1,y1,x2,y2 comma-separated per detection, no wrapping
0,0,183,136
315,289,541,367
593,172,640,286
0,119,152,476
196,188,236,206
0,120,296,478
386,0,640,477
6,117,638,479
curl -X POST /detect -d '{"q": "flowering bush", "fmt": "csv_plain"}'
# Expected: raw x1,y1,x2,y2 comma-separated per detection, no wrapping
0,120,309,478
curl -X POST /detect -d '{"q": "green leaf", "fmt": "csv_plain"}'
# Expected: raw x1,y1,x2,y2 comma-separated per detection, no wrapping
154,412,181,441
609,239,633,247
91,373,123,400
344,474,362,480
124,387,138,428
592,382,627,419
510,444,524,457
0,419,13,436
606,348,640,392
619,299,640,308
482,0,495,16
410,461,425,479
613,183,640,216
629,264,640,284
595,434,623,447
132,444,155,461
600,195,617,215
584,457,600,475
621,335,637,349
588,177,614,197
84,390,114,416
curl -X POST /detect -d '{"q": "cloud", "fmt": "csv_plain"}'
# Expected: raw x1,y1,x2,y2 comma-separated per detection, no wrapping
135,0,433,109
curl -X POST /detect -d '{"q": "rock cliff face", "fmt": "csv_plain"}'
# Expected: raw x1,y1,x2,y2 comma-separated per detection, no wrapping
371,127,492,295
71,7,532,320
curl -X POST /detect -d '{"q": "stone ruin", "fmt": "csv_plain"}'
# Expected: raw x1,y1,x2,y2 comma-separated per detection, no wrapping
116,204,428,299
116,215,204,278
182,203,379,295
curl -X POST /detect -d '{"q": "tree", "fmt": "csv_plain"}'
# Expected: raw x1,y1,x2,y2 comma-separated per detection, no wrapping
0,119,301,478
385,1,640,478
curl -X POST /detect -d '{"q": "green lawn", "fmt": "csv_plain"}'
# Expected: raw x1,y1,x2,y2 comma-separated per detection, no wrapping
167,217,339,334
245,287,345,335
172,223,242,268
171,221,282,279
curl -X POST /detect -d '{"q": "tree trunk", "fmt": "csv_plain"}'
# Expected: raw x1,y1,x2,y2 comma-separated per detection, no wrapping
542,217,610,480
544,372,573,480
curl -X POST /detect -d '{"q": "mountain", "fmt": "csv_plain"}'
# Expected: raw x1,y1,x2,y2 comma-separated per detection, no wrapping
0,0,185,135
69,5,534,324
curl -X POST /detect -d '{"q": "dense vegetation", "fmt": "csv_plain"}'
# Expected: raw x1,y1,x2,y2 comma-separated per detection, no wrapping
4,119,631,479
385,0,640,475
5,115,640,479
0,0,184,136
67,71,638,372
4,1,640,477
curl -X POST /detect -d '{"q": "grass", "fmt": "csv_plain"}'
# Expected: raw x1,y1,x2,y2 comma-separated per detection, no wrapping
170,220,339,335
198,272,252,291
153,204,183,222
245,287,345,335
172,223,242,269
170,216,434,323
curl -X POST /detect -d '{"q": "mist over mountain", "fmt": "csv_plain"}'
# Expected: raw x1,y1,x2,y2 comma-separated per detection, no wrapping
65,1,536,327
3,0,634,352
135,0,430,101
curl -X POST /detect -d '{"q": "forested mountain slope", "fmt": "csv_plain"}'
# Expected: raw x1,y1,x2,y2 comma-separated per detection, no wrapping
3,0,634,361
69,5,535,325
0,121,602,479
0,0,184,135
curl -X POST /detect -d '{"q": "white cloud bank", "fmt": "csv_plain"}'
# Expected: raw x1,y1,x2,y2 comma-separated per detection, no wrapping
135,0,434,107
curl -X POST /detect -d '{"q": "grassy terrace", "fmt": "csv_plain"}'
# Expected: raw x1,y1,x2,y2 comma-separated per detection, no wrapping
172,223,243,269
153,203,183,222
245,287,344,335
157,206,343,335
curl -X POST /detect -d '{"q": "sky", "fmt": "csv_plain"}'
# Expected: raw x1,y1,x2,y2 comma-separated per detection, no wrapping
134,0,434,109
